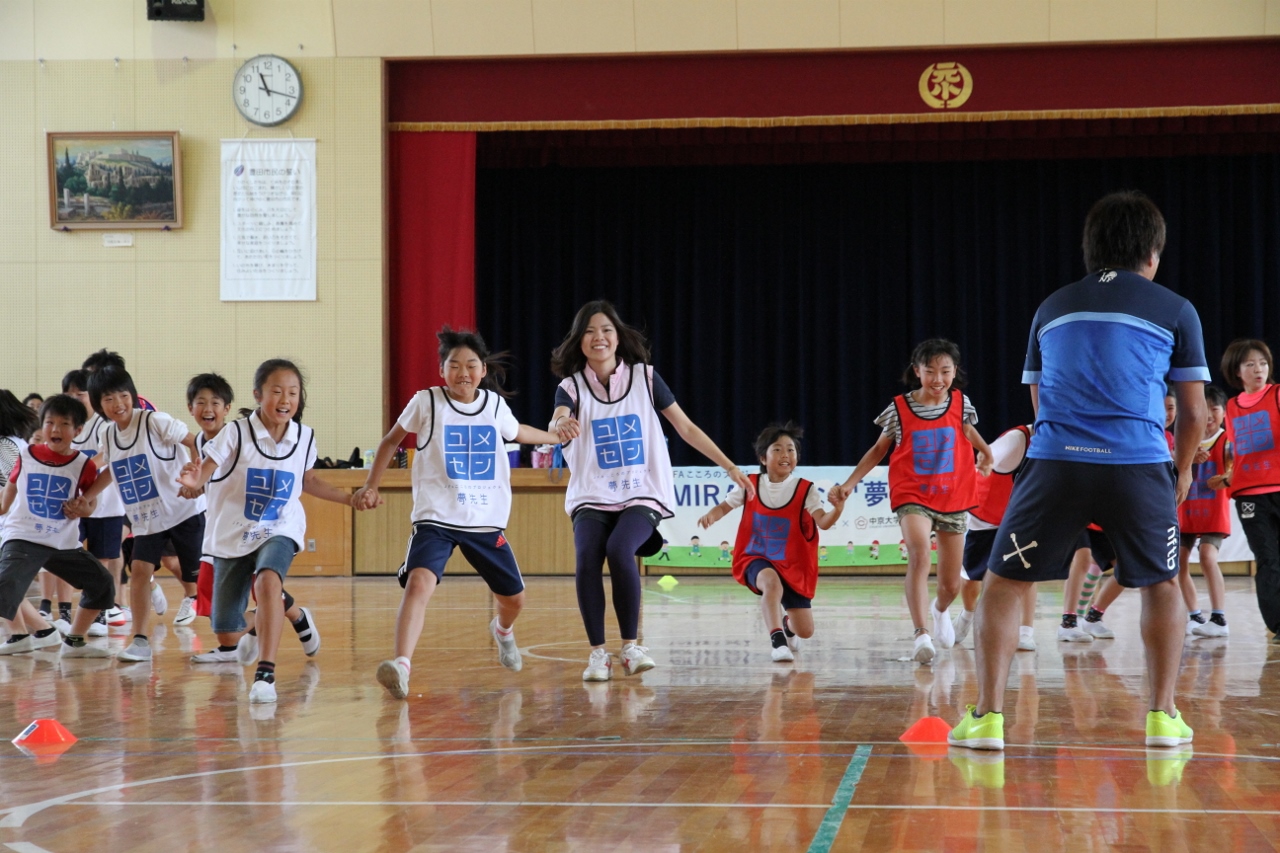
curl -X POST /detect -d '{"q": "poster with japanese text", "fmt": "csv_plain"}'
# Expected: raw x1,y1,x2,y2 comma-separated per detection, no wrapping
220,139,316,301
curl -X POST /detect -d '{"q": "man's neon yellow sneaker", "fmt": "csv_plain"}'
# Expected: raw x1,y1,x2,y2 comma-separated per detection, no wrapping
1145,709,1193,747
1146,745,1193,786
948,705,1004,750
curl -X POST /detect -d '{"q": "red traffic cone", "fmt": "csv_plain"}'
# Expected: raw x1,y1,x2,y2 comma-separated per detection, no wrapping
900,716,952,743
13,719,77,763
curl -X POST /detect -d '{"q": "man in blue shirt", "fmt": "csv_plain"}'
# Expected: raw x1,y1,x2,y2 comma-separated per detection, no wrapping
950,191,1209,752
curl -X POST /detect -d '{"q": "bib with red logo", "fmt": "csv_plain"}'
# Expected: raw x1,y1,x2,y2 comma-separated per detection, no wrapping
731,473,820,600
888,390,978,514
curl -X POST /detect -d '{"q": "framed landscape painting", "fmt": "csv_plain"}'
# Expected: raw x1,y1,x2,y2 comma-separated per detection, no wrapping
47,131,183,230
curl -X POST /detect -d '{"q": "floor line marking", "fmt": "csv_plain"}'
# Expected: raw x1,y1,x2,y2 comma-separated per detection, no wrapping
807,744,872,853
5,844,58,853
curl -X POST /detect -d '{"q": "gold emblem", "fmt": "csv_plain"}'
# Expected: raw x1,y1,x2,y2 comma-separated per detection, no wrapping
919,62,973,109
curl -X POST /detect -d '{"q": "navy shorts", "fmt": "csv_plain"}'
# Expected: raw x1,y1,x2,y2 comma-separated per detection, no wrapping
742,559,812,610
1089,528,1116,571
131,512,205,583
988,459,1179,589
962,529,997,581
398,523,525,597
79,516,125,561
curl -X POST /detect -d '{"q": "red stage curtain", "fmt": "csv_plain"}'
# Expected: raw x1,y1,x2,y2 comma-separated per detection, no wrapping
388,131,477,425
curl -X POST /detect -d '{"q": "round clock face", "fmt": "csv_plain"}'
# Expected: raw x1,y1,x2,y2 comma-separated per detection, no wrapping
233,55,303,127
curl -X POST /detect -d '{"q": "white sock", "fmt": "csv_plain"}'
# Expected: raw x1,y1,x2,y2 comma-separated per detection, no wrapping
395,655,411,673
1019,625,1034,639
495,622,513,636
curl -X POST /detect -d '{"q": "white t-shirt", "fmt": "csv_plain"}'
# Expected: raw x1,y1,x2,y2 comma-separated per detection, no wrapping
398,387,520,530
722,473,823,515
98,409,203,535
967,427,1030,532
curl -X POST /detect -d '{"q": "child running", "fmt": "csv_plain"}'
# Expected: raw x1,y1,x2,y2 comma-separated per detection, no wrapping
184,373,321,665
1,395,116,659
1177,383,1231,638
1221,339,1280,642
68,366,206,662
550,301,753,681
357,329,561,699
179,359,364,703
697,422,845,662
831,339,993,664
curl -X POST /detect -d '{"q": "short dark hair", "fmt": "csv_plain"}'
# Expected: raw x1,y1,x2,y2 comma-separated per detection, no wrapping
82,349,127,373
1220,338,1273,391
187,373,234,407
902,338,967,390
39,394,88,429
1204,384,1228,408
86,366,138,417
1082,190,1167,274
61,369,89,394
753,421,804,473
22,393,43,406
551,300,652,379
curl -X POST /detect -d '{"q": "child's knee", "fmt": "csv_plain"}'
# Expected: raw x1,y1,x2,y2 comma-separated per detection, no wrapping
404,567,437,596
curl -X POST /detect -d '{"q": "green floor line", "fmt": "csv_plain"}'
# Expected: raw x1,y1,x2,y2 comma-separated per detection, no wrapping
807,744,873,853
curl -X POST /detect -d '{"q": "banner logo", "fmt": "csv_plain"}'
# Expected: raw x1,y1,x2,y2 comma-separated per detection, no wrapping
919,62,973,109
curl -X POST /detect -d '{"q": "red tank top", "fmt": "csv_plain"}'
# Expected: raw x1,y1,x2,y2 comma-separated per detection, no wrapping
732,473,820,600
888,390,978,514
1225,385,1280,497
969,425,1031,526
1179,431,1231,535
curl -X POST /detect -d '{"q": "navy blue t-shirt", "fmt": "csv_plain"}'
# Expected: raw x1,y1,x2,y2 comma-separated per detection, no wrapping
1024,269,1209,465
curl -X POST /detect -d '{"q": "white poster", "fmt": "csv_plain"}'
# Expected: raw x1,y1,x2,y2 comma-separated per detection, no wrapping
220,139,316,301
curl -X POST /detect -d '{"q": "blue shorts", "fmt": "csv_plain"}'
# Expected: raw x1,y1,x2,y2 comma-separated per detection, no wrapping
79,516,125,561
988,459,1179,589
742,559,812,610
962,529,997,581
210,536,298,634
398,523,525,597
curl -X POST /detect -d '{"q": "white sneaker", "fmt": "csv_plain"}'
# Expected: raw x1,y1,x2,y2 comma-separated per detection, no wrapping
583,648,612,682
105,605,130,626
60,640,112,659
174,597,197,626
913,633,936,664
191,648,241,663
1082,619,1115,639
783,614,803,652
30,631,63,651
490,617,523,672
291,607,320,656
52,618,72,636
1186,618,1202,636
1193,619,1229,638
953,610,976,646
0,636,34,655
620,643,655,676
249,679,277,704
38,609,51,621
1017,633,1038,652
932,599,955,649
87,613,109,637
236,633,260,666
771,643,795,662
150,583,167,616
118,639,153,662
376,659,410,699
1057,624,1095,643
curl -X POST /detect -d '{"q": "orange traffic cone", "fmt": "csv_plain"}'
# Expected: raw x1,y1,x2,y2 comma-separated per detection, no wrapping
899,716,953,759
12,719,77,764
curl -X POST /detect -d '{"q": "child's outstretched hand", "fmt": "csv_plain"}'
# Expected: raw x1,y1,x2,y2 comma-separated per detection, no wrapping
554,416,581,443
728,466,755,500
177,461,203,492
975,449,994,477
63,495,93,519
827,486,847,508
353,485,384,510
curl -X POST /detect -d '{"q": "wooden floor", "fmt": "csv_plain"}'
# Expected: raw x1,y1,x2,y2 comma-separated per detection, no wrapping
1,575,1278,852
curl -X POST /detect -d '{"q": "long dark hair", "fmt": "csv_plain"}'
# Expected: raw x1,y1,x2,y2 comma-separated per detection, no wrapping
242,359,306,423
438,327,513,398
550,300,652,379
0,390,39,440
901,338,967,390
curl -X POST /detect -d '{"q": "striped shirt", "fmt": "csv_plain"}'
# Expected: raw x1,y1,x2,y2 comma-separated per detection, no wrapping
875,392,977,445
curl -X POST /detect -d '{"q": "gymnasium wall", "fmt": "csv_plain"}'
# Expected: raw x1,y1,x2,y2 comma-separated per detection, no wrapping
1,0,1276,453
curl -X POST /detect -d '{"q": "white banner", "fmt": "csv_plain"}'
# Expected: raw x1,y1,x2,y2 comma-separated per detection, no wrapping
644,465,1254,568
220,139,316,301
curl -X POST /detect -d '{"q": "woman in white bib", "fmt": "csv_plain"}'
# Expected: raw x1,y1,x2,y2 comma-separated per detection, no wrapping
549,301,754,681
356,328,561,700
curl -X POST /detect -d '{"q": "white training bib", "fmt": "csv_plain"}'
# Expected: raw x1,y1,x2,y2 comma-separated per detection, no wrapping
2,446,89,550
203,418,314,558
103,410,204,535
72,414,125,519
409,388,515,529
562,364,676,518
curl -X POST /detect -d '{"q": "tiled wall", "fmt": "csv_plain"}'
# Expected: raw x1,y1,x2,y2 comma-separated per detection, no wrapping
0,0,1274,452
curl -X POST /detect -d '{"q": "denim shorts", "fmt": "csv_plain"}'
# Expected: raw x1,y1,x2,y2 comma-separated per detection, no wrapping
210,536,298,634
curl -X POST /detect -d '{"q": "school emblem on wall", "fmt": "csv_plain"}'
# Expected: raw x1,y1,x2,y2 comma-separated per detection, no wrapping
919,62,973,109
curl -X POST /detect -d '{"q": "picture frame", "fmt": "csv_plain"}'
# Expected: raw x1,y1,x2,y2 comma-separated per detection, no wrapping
47,131,183,230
